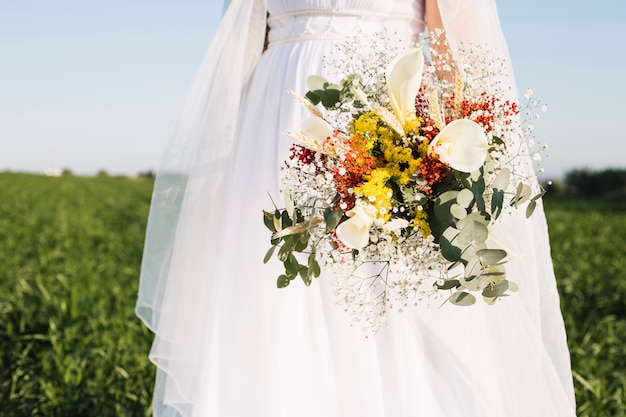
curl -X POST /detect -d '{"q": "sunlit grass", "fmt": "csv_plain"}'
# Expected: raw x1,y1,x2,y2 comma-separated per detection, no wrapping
0,173,624,416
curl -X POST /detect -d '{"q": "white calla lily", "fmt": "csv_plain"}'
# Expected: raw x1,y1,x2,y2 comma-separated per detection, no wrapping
386,47,425,128
335,205,374,250
428,119,489,173
301,117,333,142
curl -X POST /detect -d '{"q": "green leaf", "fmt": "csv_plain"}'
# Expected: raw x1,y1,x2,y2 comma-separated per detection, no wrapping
455,171,472,189
292,235,307,252
526,199,537,218
464,257,483,282
305,90,321,105
298,265,309,280
263,246,276,264
512,182,531,208
440,227,461,262
449,291,476,306
483,296,498,305
281,210,293,229
321,89,341,108
471,175,486,212
456,212,490,229
508,281,519,292
436,279,460,290
284,253,300,277
263,210,276,232
492,168,511,191
308,253,321,278
491,189,504,219
277,243,291,262
277,275,290,288
434,191,459,222
482,280,510,298
273,210,282,232
456,188,474,208
460,242,487,264
307,75,328,91
284,188,295,219
324,208,343,231
457,221,488,246
492,135,506,148
450,203,467,220
476,248,507,266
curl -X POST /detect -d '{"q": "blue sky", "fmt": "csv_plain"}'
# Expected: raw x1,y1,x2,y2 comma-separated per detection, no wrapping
1,0,624,179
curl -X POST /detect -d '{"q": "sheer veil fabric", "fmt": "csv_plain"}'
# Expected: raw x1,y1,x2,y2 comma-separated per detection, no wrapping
136,0,576,416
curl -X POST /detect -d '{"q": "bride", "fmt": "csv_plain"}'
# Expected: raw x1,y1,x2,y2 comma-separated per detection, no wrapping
136,0,577,416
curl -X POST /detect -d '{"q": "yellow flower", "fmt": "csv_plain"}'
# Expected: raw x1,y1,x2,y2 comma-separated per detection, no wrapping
354,168,393,220
411,208,431,238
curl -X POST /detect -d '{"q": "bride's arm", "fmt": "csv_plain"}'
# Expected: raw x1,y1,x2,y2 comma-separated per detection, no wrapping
425,0,444,33
425,0,453,80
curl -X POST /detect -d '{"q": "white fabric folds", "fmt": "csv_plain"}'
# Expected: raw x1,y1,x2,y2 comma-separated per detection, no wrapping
136,0,266,414
136,1,576,416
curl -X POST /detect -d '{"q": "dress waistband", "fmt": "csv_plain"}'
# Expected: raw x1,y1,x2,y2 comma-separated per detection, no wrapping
267,9,425,46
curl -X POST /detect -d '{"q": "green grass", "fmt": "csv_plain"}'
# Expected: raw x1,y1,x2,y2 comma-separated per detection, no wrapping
0,172,624,416
545,197,626,416
0,173,155,416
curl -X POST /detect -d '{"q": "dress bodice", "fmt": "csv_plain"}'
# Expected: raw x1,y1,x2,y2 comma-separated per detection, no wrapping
267,0,425,46
268,0,424,16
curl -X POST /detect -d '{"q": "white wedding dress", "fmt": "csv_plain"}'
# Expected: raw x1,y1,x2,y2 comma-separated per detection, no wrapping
136,1,577,416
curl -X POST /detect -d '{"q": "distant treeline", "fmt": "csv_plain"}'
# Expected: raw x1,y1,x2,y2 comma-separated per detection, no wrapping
547,168,626,197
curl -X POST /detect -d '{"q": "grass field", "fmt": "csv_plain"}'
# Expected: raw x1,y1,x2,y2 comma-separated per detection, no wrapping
0,172,624,416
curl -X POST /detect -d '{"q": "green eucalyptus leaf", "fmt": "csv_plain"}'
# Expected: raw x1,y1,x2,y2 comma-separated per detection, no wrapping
460,242,487,264
458,221,488,246
483,296,498,305
492,168,511,192
491,189,504,219
440,226,461,262
305,91,322,105
450,203,467,220
449,291,476,306
471,176,486,212
508,281,519,292
434,191,459,222
456,171,472,189
526,199,537,218
456,188,474,208
457,212,490,229
307,75,328,91
512,182,531,208
464,256,483,281
482,280,510,298
436,279,460,290
476,248,507,266
263,246,276,264
321,89,341,108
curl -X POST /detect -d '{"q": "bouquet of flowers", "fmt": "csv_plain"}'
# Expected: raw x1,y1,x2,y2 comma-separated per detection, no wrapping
263,32,546,334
